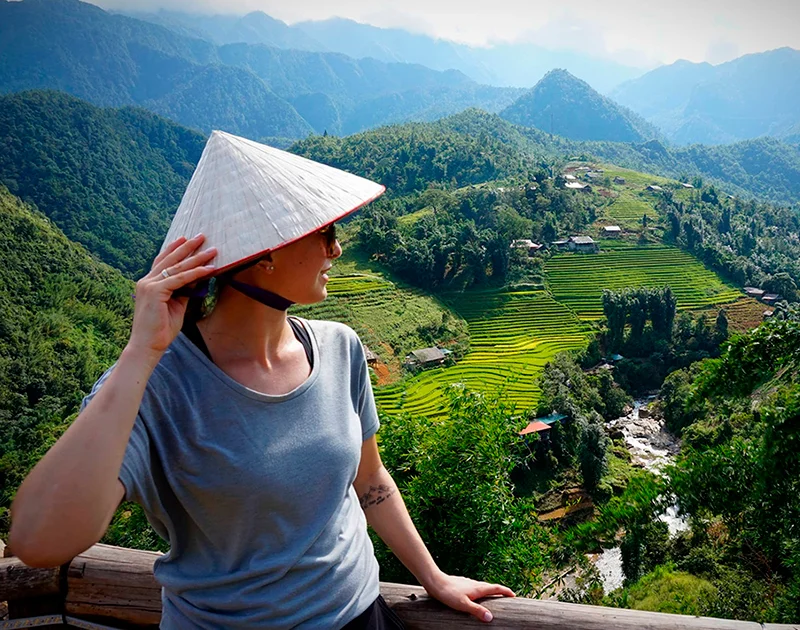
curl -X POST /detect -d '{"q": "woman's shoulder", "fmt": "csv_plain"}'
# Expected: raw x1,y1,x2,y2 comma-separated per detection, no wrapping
293,317,360,344
293,318,367,362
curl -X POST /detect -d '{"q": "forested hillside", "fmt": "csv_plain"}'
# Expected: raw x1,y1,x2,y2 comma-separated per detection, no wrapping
0,186,133,535
0,90,204,275
0,0,519,140
291,122,542,195
655,184,800,299
500,69,660,143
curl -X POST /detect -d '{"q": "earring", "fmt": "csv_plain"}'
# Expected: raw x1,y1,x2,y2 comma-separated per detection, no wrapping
267,264,275,271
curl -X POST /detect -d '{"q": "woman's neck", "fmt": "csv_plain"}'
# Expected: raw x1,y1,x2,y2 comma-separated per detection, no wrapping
196,287,294,367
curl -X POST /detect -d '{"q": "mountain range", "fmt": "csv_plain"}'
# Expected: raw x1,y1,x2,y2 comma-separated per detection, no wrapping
124,9,646,93
612,48,800,145
0,0,522,141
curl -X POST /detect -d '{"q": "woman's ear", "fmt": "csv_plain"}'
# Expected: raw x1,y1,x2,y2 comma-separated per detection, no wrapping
256,255,275,273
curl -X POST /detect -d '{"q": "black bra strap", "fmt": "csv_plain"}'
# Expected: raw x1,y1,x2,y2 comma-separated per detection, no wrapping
182,319,212,361
288,317,314,369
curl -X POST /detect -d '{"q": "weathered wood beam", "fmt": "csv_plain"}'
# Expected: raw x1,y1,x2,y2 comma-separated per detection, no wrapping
381,583,800,630
0,556,60,601
66,544,161,626
1,544,798,629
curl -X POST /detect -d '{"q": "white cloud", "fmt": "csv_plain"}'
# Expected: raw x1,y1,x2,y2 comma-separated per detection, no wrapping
89,0,800,66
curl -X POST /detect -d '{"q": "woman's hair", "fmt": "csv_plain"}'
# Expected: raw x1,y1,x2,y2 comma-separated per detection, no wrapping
184,253,272,324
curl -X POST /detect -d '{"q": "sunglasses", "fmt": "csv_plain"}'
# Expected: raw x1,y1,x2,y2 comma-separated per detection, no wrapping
318,223,337,255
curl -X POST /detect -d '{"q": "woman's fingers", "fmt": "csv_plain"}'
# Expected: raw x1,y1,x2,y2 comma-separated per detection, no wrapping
149,234,207,277
162,263,216,291
459,598,494,623
471,583,516,599
156,247,217,285
150,236,187,270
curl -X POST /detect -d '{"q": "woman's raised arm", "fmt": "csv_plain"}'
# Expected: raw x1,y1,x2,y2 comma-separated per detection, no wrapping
9,235,216,567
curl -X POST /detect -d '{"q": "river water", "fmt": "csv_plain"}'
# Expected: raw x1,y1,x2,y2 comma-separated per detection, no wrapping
592,399,688,594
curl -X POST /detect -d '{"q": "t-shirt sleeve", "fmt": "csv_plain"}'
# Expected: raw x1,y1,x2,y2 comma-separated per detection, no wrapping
350,332,380,441
80,367,155,505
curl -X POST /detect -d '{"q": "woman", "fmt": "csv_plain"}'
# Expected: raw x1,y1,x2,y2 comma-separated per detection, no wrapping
10,131,514,628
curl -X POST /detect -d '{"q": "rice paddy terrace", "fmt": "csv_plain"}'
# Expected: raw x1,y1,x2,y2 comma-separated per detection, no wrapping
375,291,591,417
546,241,742,320
291,273,468,381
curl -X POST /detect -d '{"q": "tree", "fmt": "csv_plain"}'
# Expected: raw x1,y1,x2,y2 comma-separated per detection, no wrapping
579,420,610,492
375,387,553,594
714,309,729,344
764,272,798,302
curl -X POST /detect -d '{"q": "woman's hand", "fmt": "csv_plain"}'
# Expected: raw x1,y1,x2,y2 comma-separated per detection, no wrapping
425,572,515,623
127,234,217,360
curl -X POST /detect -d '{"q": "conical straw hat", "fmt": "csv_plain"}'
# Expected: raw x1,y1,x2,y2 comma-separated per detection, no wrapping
161,130,385,273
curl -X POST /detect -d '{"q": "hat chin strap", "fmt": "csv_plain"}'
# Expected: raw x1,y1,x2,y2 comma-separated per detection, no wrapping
228,279,295,312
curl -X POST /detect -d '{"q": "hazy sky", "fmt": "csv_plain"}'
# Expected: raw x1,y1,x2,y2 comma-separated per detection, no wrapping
90,0,800,68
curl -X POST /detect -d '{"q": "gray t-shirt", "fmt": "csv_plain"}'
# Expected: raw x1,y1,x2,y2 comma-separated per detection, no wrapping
82,319,381,629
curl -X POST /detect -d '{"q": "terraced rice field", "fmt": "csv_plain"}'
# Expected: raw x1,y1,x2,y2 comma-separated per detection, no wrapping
603,191,659,227
545,243,742,319
375,291,591,417
292,274,468,377
324,274,393,296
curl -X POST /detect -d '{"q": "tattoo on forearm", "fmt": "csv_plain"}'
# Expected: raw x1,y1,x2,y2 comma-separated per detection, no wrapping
359,484,396,510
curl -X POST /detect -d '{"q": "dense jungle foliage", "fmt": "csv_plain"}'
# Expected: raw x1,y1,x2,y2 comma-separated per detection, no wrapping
0,90,204,276
656,184,800,301
0,186,133,535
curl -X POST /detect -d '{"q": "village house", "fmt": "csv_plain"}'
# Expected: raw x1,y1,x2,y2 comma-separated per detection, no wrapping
519,421,552,444
762,294,783,306
565,181,591,192
603,225,622,238
681,183,695,189
613,176,626,185
362,345,378,365
519,412,567,445
646,184,664,192
568,235,598,253
744,286,765,299
565,173,577,181
510,239,543,256
764,310,775,319
404,347,446,369
585,171,602,180
553,239,570,250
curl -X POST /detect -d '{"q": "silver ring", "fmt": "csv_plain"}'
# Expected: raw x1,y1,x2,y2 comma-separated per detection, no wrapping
161,268,171,279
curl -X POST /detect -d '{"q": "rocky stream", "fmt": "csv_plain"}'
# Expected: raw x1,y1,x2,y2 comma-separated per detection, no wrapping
592,398,688,593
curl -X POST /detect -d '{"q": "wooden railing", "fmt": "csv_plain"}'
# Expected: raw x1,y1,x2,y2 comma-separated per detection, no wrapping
1,544,798,629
